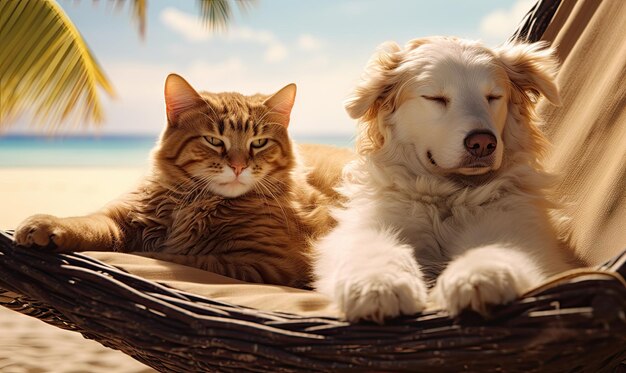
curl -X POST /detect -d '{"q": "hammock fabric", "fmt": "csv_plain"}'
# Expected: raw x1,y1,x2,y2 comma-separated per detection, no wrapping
2,0,626,372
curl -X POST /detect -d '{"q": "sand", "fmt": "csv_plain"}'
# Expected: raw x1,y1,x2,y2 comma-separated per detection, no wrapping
0,167,155,373
0,167,147,229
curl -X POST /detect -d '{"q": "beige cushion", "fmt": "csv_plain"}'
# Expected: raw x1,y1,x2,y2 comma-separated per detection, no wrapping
87,252,339,318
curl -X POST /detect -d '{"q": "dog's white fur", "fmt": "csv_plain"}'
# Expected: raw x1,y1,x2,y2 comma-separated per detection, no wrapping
314,37,578,323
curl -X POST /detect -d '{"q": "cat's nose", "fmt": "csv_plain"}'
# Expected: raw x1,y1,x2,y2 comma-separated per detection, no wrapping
228,162,248,176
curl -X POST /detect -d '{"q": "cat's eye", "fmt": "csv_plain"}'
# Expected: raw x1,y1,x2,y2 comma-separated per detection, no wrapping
251,138,269,149
487,94,502,103
422,95,449,106
205,136,224,147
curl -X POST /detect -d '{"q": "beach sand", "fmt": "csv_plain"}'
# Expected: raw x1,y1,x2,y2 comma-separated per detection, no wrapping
0,167,155,373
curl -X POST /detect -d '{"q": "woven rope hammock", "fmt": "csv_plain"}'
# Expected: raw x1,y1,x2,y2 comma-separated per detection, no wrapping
1,0,625,371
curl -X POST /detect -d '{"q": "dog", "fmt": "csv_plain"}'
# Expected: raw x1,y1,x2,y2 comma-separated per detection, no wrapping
313,37,580,323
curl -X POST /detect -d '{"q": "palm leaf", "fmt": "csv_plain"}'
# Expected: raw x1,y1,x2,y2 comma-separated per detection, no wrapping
128,0,147,39
0,0,114,131
197,0,255,30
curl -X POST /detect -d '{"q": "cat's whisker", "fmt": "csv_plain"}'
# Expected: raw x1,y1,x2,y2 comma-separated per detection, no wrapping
167,178,202,206
187,175,217,207
256,178,290,232
261,173,300,223
255,180,284,221
169,180,195,198
252,184,274,218
171,174,215,212
197,109,219,126
167,175,200,194
261,174,290,194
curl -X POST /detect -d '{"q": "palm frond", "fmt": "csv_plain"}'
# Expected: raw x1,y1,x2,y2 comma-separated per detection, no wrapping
129,0,147,39
0,0,114,132
197,0,255,31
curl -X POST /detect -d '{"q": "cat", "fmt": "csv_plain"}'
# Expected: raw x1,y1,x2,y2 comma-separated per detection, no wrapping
14,74,353,288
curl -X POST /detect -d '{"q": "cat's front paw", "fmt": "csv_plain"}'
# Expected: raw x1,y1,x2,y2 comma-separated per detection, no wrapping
15,214,72,250
430,258,532,317
335,270,427,323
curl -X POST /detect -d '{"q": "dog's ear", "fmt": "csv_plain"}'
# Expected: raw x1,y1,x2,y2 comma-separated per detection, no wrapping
344,41,404,120
496,42,561,106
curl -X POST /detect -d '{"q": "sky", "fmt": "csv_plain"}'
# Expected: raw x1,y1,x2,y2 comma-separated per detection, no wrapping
8,0,534,137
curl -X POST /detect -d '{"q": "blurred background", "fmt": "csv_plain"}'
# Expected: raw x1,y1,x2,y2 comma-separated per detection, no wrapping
1,0,531,166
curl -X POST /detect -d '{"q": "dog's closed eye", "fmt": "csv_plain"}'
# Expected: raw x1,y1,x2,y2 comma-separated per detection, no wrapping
487,95,502,103
421,95,449,106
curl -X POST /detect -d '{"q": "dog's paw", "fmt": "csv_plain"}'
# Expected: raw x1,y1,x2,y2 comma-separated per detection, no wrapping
430,260,529,317
15,214,72,249
335,270,427,323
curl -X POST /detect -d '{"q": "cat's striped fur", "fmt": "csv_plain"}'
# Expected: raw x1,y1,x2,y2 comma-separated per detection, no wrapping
15,74,354,288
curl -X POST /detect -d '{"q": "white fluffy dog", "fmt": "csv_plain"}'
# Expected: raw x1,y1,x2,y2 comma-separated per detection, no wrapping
314,37,580,323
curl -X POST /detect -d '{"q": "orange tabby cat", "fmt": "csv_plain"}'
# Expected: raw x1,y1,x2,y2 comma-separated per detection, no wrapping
14,74,353,288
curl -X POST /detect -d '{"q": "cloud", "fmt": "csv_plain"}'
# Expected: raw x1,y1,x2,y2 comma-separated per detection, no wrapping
186,58,246,86
265,43,288,62
159,7,210,42
480,0,535,41
297,34,324,51
159,7,288,63
229,27,274,44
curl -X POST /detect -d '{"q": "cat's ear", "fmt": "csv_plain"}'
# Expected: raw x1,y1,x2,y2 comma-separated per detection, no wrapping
263,83,297,127
164,74,204,125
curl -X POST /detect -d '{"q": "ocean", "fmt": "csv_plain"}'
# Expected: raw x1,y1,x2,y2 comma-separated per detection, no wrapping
0,135,355,167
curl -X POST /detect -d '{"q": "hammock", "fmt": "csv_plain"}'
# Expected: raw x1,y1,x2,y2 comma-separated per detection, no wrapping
1,0,625,371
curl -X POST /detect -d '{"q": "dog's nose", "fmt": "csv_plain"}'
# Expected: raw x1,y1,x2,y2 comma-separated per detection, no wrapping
464,130,497,157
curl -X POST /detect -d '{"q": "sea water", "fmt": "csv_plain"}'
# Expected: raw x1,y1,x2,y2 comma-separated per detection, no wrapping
0,135,354,167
